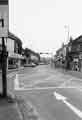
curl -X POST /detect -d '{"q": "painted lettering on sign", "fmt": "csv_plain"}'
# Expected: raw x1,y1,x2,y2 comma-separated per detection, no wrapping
0,0,8,5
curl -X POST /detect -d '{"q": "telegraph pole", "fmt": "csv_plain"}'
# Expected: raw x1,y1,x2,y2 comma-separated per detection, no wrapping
2,36,7,97
0,0,9,98
0,19,8,97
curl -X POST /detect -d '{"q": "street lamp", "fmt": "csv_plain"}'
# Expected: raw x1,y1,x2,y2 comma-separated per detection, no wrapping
64,25,70,70
64,25,70,43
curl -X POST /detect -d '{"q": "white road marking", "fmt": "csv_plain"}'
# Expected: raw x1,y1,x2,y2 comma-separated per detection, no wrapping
15,86,77,91
14,74,20,90
30,75,57,87
54,92,82,119
60,77,82,89
60,77,75,87
19,72,47,79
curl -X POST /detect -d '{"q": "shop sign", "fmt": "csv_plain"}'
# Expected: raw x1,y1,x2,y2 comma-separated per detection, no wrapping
73,58,78,62
79,54,82,59
9,52,24,59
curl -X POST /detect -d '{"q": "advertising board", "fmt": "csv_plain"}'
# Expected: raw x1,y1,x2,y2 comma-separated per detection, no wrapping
0,0,8,37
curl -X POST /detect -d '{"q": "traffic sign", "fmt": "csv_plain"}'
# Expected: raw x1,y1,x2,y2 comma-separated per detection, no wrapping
0,0,9,37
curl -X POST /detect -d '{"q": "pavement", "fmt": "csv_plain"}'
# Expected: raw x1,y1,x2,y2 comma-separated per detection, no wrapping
0,93,41,120
0,95,23,120
0,66,24,74
0,67,23,120
0,66,41,120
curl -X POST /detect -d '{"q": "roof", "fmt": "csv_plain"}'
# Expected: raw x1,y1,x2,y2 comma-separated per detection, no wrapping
56,44,67,54
8,32,22,45
24,48,40,57
72,35,82,43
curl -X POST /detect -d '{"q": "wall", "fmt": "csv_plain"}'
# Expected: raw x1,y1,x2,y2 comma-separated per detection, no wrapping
0,38,2,44
6,38,14,54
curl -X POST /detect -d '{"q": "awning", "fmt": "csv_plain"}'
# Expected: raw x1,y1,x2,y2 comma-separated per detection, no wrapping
8,53,25,59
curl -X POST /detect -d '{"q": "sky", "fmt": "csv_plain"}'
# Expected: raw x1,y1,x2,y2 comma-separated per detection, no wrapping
9,0,82,54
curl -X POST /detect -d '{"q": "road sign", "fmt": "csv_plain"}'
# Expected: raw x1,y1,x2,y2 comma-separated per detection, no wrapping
0,0,9,37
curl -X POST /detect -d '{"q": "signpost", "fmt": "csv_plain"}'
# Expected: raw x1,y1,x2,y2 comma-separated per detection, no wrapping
0,0,9,98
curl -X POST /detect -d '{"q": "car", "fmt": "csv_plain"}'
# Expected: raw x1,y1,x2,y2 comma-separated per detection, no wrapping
24,64,31,67
31,63,36,67
39,62,45,65
24,63,36,67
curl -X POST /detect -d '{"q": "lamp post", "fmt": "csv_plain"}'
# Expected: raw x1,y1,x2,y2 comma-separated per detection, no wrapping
64,25,70,70
64,25,70,43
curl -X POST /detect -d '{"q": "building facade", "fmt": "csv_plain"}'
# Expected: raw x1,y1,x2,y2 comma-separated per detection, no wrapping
7,32,24,69
55,44,67,68
24,48,40,65
0,32,24,70
68,35,82,71
55,35,82,71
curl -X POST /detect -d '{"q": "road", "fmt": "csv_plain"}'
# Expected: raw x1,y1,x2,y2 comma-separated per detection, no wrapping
17,65,78,89
2,64,82,120
16,87,82,120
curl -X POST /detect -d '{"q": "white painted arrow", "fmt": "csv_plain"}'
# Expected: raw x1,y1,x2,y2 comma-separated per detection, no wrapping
54,92,82,119
54,92,67,101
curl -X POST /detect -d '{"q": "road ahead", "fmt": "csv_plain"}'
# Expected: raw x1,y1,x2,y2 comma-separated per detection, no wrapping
14,65,82,120
17,65,78,88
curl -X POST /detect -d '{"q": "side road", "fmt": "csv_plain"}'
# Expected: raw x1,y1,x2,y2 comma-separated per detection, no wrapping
54,68,82,88
55,68,82,79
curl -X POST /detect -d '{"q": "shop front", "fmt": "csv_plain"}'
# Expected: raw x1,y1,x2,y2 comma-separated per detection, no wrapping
0,44,2,70
79,54,82,72
0,51,2,70
8,53,24,69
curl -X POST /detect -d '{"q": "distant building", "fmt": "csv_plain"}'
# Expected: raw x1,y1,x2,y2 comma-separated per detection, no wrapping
68,35,82,71
55,35,82,71
55,44,67,68
24,48,40,65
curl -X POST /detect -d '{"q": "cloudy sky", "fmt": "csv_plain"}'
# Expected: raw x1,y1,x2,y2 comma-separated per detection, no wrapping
9,0,82,53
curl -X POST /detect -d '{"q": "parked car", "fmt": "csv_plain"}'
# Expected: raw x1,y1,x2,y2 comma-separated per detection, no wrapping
31,63,37,67
24,63,36,67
